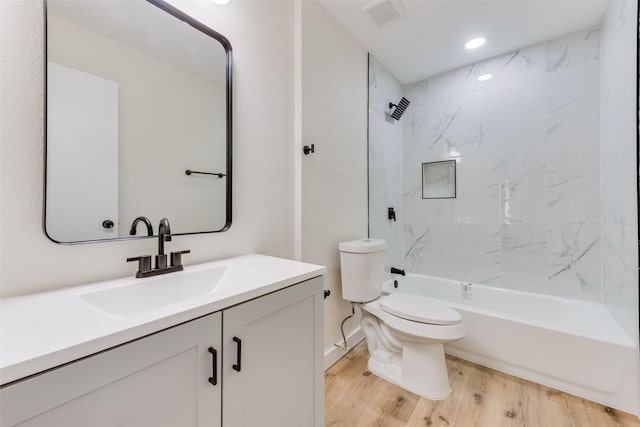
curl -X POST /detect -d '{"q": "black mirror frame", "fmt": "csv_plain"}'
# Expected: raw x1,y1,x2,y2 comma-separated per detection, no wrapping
43,0,233,244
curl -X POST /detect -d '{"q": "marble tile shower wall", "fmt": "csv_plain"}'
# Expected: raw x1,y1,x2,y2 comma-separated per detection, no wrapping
368,56,405,275
600,0,638,340
401,28,603,301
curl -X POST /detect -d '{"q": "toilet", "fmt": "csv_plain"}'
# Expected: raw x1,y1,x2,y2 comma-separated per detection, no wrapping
339,238,465,400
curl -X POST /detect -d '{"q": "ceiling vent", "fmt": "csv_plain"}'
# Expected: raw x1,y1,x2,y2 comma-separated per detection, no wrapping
362,0,403,27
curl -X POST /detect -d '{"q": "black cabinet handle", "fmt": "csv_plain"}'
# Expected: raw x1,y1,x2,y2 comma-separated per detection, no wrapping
208,347,218,386
232,337,242,372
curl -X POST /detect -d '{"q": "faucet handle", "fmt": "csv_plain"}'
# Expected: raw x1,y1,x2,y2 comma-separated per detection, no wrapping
170,250,191,267
155,254,168,269
127,255,152,277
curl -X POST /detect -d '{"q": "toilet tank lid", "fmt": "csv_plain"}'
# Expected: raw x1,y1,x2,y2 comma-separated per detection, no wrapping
339,238,387,253
380,292,461,325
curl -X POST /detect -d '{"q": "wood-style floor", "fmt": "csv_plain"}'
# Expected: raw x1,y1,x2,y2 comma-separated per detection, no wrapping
325,341,640,427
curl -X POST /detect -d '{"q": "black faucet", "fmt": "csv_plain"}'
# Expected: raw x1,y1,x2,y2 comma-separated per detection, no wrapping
156,218,173,269
129,216,153,236
388,207,396,222
390,267,405,276
127,217,190,278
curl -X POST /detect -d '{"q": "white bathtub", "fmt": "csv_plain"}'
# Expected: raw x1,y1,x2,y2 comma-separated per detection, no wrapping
383,274,639,414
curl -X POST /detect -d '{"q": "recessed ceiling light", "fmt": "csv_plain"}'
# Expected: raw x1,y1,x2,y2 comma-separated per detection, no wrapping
477,73,493,82
210,0,230,4
465,37,486,50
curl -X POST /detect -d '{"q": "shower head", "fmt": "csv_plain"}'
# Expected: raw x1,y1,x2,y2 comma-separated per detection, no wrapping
389,97,410,120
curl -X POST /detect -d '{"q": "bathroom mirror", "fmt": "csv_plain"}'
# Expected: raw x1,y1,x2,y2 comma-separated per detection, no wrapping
44,0,232,243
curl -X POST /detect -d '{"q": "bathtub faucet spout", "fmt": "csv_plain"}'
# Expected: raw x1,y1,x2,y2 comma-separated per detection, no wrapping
461,283,473,299
390,267,405,276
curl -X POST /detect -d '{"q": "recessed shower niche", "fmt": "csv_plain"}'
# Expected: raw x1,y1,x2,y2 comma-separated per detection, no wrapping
422,160,456,199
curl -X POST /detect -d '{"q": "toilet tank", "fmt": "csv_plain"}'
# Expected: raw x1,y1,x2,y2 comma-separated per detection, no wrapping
339,238,387,302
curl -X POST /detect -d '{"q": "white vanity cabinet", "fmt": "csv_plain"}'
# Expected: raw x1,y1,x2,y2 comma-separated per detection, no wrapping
1,312,223,427
223,276,324,427
0,277,324,427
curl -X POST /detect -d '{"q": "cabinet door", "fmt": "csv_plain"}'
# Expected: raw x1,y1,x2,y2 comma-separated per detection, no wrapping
222,277,324,427
1,312,222,427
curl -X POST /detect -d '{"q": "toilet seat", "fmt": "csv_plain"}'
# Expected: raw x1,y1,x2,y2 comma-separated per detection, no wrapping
380,293,461,326
362,296,464,343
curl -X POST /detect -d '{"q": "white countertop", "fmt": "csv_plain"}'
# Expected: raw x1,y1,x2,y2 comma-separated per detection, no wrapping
0,254,325,386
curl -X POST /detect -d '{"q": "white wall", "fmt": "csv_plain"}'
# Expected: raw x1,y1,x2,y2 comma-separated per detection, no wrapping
0,0,295,297
600,0,638,342
300,1,368,355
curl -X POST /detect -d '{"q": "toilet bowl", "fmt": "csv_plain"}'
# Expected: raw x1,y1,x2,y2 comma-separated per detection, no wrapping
359,292,464,399
339,238,465,400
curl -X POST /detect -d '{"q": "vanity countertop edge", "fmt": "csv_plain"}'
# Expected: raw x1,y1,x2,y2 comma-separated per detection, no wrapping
0,254,326,386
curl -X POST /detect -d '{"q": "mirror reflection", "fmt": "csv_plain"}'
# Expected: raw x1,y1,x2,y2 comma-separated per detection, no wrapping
45,0,231,243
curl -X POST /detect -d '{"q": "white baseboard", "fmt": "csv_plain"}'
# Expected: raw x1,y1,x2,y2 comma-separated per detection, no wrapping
324,327,365,370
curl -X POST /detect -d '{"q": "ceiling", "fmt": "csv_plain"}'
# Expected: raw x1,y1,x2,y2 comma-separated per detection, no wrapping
320,0,610,85
48,0,227,85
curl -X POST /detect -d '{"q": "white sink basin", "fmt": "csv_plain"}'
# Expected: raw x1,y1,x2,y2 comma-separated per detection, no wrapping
80,264,270,318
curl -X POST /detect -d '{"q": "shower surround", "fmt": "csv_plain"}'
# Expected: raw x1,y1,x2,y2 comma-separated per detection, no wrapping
599,0,638,344
372,27,603,301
